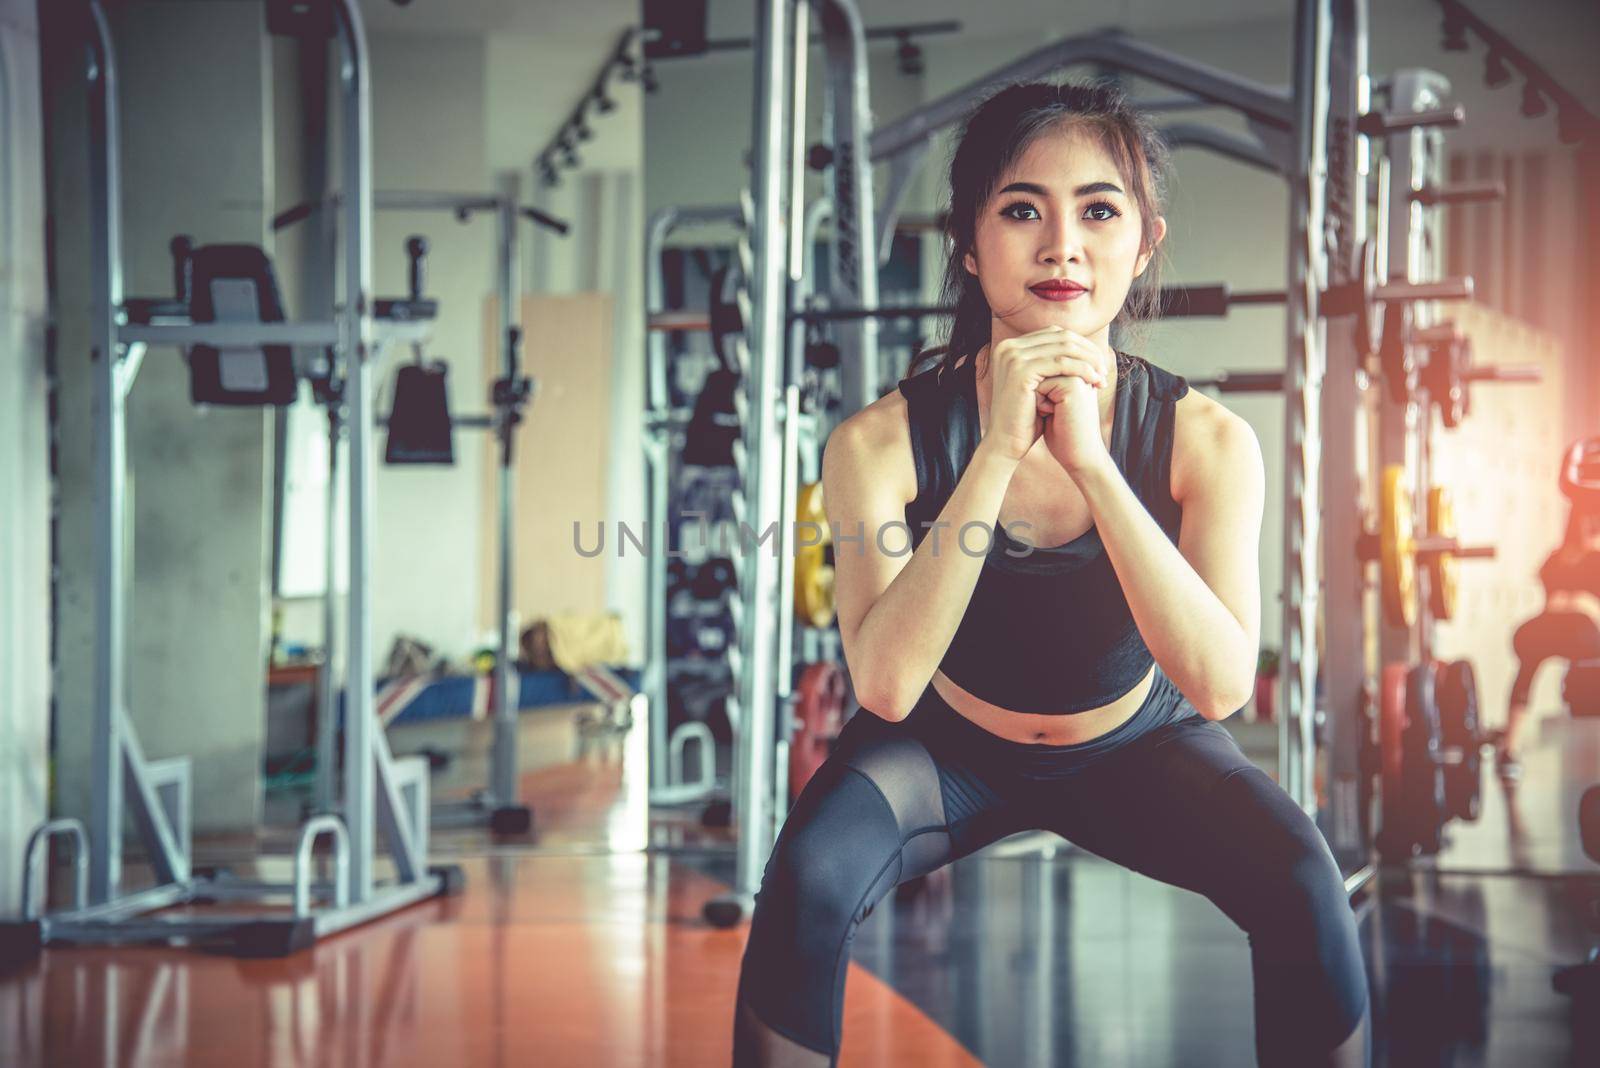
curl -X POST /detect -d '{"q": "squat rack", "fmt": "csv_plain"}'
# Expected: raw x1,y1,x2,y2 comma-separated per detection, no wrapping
4,0,461,960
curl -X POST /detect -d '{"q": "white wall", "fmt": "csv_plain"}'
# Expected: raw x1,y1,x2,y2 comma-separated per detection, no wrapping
368,31,496,662
1,0,50,916
273,31,494,661
490,21,648,662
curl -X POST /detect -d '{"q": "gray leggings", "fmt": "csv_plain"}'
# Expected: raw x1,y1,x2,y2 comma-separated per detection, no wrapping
732,668,1369,1066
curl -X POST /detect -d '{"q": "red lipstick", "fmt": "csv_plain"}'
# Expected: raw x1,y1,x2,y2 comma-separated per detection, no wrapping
1028,278,1087,301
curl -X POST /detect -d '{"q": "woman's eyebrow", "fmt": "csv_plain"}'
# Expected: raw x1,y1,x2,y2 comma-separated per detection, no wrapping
996,179,1125,198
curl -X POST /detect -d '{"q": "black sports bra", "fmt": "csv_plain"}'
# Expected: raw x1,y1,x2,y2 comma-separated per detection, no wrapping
896,352,1189,714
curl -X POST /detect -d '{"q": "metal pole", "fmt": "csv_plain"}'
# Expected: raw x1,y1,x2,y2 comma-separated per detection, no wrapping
722,0,791,916
86,0,125,904
314,113,342,820
817,0,879,411
1317,0,1373,861
1413,73,1453,667
316,405,342,815
490,172,521,810
335,0,377,904
1280,0,1331,814
642,208,677,793
1381,70,1451,671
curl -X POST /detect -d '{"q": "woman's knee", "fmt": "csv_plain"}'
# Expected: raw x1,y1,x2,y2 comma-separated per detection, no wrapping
1275,837,1355,940
1214,770,1352,940
758,766,904,929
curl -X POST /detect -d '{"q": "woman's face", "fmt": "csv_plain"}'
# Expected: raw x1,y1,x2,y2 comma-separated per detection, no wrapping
963,123,1164,351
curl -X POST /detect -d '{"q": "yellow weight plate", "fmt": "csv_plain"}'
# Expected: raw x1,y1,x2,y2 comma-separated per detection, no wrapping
794,481,835,627
1379,465,1417,628
1426,486,1459,621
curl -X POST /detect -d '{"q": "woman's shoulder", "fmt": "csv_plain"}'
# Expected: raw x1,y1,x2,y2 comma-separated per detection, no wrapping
1121,352,1190,403
1165,370,1261,505
1119,350,1237,444
821,387,919,508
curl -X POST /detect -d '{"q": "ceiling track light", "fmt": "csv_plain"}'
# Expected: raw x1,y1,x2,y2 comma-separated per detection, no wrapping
1520,82,1547,118
1483,50,1510,88
535,28,639,185
1439,1,1597,144
895,31,923,77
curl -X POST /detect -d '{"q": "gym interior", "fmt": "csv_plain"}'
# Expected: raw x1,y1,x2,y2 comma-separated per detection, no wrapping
1,0,1598,1065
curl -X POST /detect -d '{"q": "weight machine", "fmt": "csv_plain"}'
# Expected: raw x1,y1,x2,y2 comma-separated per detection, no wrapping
3,0,463,960
275,180,568,836
643,205,741,815
642,200,847,821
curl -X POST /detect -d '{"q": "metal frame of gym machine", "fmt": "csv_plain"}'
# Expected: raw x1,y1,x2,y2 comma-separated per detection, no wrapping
643,203,742,810
702,0,1495,926
1378,71,1460,722
5,0,461,959
642,197,850,812
295,178,540,837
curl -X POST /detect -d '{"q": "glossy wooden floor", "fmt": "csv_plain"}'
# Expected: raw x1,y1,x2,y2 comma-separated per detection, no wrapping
4,715,1597,1066
0,850,979,1067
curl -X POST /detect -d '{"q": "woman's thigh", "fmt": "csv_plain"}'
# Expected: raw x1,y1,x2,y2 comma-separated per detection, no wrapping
1515,611,1600,662
781,708,1032,884
1033,716,1338,912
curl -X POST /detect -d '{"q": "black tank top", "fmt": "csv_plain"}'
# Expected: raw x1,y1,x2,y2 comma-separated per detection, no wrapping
896,352,1189,714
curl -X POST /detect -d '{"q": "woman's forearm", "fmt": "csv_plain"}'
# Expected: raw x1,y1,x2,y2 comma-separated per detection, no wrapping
849,442,1019,719
1071,456,1255,718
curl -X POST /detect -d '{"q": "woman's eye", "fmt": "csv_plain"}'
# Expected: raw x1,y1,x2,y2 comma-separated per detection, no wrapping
1085,200,1122,221
1000,202,1040,221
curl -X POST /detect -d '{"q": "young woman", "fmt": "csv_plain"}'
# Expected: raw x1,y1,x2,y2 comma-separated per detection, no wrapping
1498,509,1600,776
730,82,1370,1067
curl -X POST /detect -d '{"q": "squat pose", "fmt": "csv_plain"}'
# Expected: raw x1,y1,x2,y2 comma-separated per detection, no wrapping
731,83,1369,1067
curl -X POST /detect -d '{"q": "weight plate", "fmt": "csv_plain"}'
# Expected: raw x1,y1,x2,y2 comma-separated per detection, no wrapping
1437,659,1482,822
1380,465,1418,628
1425,486,1459,621
1404,661,1447,855
794,481,836,628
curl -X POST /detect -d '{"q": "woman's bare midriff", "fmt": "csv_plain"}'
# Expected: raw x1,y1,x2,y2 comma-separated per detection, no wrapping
931,663,1157,746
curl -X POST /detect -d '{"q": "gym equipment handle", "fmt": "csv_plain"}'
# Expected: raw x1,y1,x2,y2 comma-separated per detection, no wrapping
1358,104,1466,137
1412,180,1505,206
1373,278,1474,305
406,236,428,301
